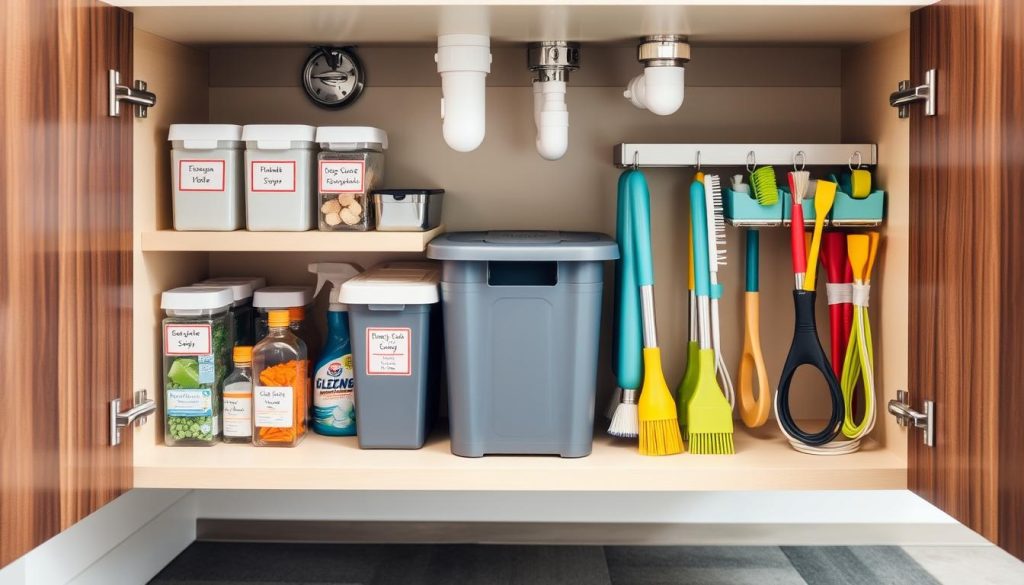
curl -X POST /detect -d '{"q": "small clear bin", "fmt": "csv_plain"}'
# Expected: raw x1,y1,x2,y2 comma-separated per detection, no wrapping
316,126,388,231
372,189,445,232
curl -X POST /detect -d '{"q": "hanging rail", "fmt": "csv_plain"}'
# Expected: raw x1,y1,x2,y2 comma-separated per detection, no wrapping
614,144,877,168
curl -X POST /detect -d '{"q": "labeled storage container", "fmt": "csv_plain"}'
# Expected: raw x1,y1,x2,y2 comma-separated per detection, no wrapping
160,286,235,446
372,189,445,232
339,262,442,449
168,124,245,231
316,126,387,231
252,286,314,342
198,276,266,347
251,310,308,447
243,125,317,231
222,346,254,444
427,231,619,458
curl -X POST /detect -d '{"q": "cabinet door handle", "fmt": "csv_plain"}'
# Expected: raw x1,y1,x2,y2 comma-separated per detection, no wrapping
889,69,936,118
110,390,157,446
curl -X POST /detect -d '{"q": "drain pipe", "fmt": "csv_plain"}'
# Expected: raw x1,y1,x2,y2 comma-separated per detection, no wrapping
528,41,580,161
436,34,491,152
623,35,690,116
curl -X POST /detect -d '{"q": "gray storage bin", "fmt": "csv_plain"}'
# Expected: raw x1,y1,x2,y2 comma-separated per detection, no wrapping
427,231,619,458
339,263,441,449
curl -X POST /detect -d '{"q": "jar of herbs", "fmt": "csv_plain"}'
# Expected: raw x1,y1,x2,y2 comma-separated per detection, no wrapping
160,286,235,446
315,127,387,231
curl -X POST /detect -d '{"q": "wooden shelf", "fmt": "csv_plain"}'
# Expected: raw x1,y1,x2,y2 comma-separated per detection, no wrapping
140,227,444,252
133,425,907,491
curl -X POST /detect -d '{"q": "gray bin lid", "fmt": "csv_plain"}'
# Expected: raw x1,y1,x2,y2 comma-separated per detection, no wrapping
427,231,619,262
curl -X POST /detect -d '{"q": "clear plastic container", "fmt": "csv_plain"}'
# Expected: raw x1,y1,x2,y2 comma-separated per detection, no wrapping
316,127,388,231
222,346,254,444
169,124,244,231
242,125,317,231
253,286,314,342
197,277,266,348
252,310,308,447
160,286,235,446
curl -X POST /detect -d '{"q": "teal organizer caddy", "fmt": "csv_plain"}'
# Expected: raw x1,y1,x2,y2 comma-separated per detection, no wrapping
829,172,885,226
780,186,819,226
724,187,783,226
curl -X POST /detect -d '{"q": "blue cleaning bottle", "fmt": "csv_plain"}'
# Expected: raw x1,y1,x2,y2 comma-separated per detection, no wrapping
308,263,362,436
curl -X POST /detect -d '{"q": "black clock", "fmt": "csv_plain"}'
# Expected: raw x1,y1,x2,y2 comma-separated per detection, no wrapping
301,46,365,109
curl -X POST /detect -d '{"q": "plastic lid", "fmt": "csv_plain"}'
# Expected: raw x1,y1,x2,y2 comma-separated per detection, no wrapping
267,310,290,328
253,286,314,308
195,279,254,302
288,307,306,322
161,286,234,311
203,276,267,295
168,124,242,143
233,346,253,364
316,126,389,150
242,124,316,144
427,231,620,262
339,262,440,305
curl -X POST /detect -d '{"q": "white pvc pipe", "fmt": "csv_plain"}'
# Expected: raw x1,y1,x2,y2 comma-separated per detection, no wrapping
436,34,491,152
534,80,568,160
623,66,685,116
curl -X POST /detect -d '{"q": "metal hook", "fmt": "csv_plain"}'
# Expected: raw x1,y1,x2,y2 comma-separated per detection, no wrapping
793,150,806,171
849,151,863,170
632,150,640,170
746,151,756,173
695,150,702,171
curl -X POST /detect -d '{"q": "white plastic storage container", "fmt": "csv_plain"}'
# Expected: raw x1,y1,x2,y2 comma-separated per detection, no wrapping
168,124,244,231
242,125,317,231
198,277,266,347
252,286,314,342
339,262,442,449
316,126,388,232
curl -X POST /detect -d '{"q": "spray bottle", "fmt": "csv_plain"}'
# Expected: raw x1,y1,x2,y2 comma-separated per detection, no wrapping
308,262,362,436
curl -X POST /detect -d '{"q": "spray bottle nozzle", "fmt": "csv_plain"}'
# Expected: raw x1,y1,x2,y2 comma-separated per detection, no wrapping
309,262,363,305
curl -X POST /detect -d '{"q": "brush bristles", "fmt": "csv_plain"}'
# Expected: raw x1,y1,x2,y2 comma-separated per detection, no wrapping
639,419,684,455
704,174,728,267
608,403,639,438
688,432,735,455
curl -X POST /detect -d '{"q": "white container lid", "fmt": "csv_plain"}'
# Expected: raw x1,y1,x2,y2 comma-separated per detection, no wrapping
161,286,234,311
253,286,314,308
168,124,243,149
195,278,259,303
316,126,389,150
339,262,439,305
242,125,316,150
202,276,267,294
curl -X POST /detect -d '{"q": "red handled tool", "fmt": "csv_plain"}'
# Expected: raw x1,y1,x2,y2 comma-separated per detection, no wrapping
820,232,852,379
787,171,809,289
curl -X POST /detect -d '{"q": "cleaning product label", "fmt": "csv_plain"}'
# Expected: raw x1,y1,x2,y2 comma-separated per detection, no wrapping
166,389,213,417
250,160,296,192
319,160,364,193
254,385,293,427
366,328,411,376
313,355,356,434
222,381,252,437
178,159,225,191
165,325,211,355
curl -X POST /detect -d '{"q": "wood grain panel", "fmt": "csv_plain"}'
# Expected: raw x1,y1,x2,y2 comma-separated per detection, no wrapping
0,0,133,567
909,0,1022,557
996,0,1024,559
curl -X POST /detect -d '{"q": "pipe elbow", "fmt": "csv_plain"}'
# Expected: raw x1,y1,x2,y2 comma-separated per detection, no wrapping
437,34,490,152
623,66,685,116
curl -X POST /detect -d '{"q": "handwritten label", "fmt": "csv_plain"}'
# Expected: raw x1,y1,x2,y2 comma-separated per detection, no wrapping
250,160,296,192
178,159,225,191
166,389,213,417
165,325,212,355
254,385,293,427
223,382,252,437
319,160,365,193
366,328,412,376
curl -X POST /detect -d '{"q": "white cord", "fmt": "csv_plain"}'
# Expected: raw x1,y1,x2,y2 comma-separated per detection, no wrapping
709,297,736,409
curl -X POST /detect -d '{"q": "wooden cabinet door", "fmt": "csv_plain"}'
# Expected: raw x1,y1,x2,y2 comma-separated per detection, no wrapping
0,0,134,568
908,0,1024,559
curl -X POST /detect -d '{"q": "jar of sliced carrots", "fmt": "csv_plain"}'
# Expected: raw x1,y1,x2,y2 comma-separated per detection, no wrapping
251,309,308,447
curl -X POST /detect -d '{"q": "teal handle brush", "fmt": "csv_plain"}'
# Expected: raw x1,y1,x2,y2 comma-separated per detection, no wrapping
616,171,643,390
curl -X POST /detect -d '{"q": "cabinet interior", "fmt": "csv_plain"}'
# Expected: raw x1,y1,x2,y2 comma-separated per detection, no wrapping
130,11,912,490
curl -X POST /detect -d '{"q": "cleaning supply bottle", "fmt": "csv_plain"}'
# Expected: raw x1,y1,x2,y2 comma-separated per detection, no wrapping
308,262,362,436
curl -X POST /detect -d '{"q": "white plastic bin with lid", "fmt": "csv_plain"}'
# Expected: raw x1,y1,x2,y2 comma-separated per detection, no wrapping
169,124,244,231
242,125,317,231
252,286,314,342
339,262,442,449
198,277,266,347
316,126,388,231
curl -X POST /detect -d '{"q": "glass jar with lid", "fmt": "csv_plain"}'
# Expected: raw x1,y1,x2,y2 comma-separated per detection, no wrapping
315,126,388,231
159,286,235,446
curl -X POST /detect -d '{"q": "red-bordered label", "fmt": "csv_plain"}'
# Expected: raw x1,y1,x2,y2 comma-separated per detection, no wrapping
250,160,297,192
319,160,365,193
178,159,226,192
164,324,213,356
365,327,412,376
